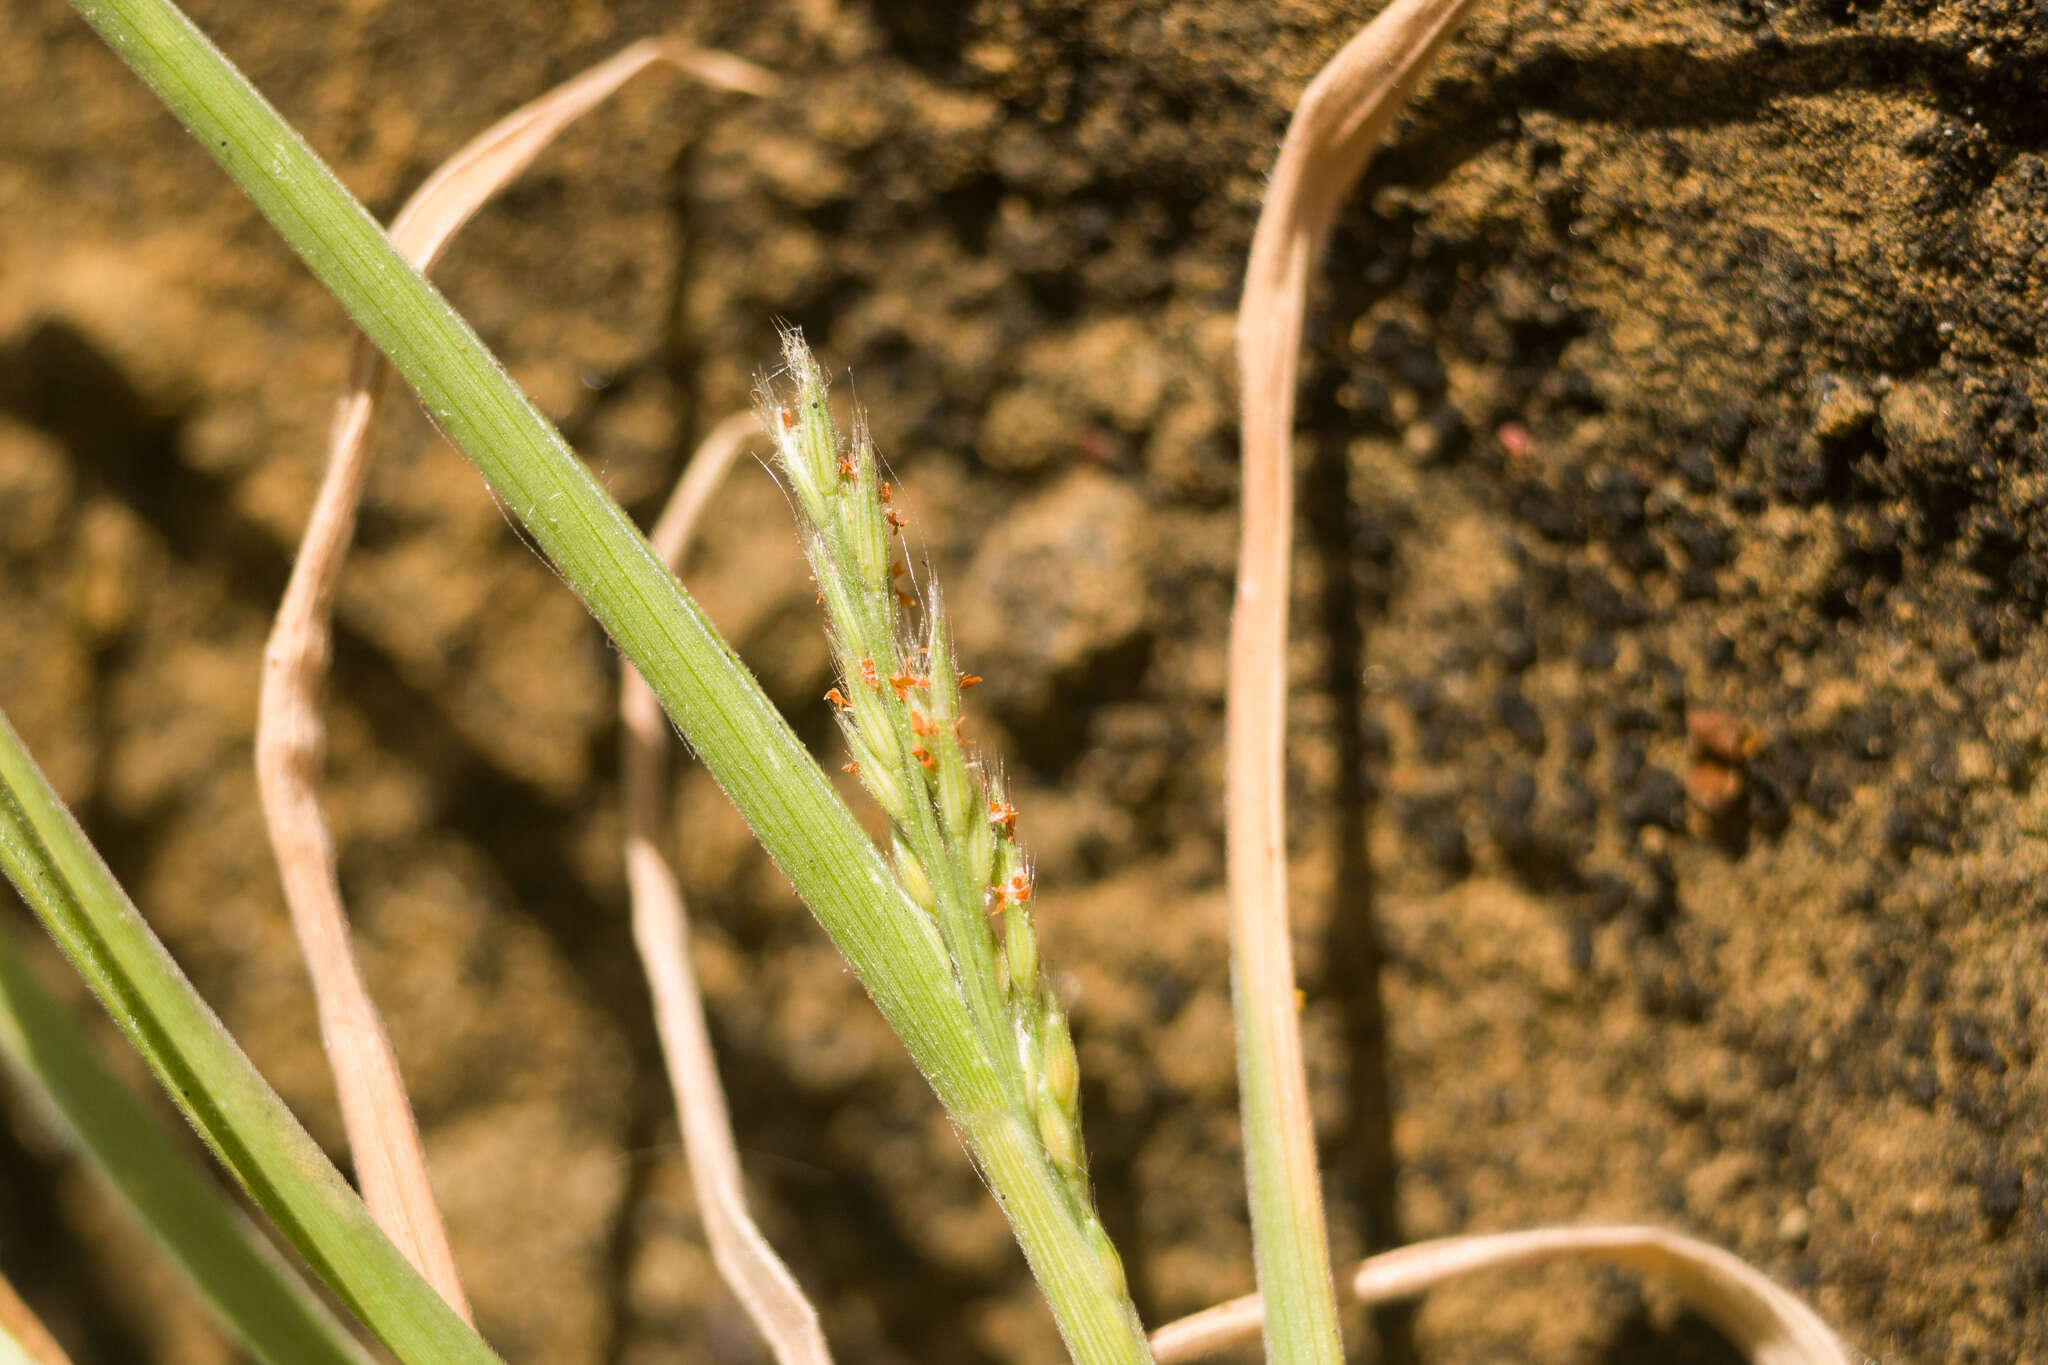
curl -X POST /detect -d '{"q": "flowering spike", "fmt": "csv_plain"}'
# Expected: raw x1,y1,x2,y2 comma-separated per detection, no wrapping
757,330,1107,1240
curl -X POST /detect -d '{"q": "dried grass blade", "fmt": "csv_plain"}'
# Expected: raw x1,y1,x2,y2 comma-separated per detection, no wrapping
255,41,774,1318
1346,1228,1853,1364
1148,1225,1855,1365
623,412,832,1365
1226,1,1479,1358
385,38,776,272
0,1269,72,1365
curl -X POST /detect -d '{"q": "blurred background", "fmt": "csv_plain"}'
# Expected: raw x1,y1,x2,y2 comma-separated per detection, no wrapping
1,0,2044,1360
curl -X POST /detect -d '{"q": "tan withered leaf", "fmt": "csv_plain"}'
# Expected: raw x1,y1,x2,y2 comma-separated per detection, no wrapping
256,39,774,1322
1149,1225,1855,1364
623,412,835,1365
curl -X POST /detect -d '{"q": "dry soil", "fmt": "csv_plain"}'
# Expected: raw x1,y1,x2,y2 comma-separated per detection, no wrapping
2,1,2045,1362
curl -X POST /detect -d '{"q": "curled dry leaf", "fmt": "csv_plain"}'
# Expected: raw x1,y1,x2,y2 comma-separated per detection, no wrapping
1148,1225,1855,1365
623,412,833,1365
255,39,774,1317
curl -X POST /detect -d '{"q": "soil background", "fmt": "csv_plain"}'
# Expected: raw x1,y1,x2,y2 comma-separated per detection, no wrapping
2,0,2046,1361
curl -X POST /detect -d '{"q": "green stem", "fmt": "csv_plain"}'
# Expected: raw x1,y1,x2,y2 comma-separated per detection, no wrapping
0,921,377,1365
0,710,497,1365
962,1111,1151,1361
56,1,1152,1358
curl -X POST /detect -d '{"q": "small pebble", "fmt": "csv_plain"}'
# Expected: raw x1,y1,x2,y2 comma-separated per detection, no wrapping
1777,1206,1812,1246
1811,374,1875,441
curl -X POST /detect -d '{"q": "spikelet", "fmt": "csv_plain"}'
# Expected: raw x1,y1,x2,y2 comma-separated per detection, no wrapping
756,327,1102,1223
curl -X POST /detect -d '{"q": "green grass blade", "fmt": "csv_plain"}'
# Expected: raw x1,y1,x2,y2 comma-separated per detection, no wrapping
0,709,502,1365
0,919,378,1365
55,2,1154,1357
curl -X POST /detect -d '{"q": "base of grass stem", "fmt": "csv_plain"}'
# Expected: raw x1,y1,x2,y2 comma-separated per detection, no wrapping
961,1109,1152,1365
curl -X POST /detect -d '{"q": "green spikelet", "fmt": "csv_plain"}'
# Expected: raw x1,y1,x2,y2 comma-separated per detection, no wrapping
1041,1006,1079,1115
841,417,893,590
963,792,997,885
1004,898,1038,996
1087,1219,1128,1299
768,338,838,528
756,327,1113,1254
847,729,913,826
895,834,936,914
924,594,980,838
1038,1094,1081,1172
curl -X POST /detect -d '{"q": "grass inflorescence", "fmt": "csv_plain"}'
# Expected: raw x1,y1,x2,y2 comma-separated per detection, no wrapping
758,330,1116,1284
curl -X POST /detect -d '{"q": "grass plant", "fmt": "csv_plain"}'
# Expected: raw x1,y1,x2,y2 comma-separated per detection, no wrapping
0,0,1865,1362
